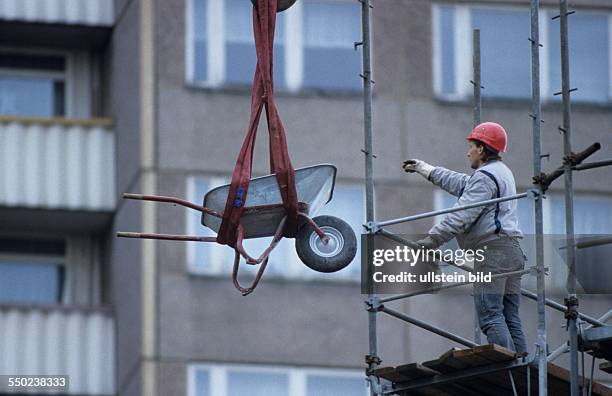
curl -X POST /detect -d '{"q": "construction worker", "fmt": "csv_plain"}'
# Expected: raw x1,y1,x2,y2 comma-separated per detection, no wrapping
403,122,528,353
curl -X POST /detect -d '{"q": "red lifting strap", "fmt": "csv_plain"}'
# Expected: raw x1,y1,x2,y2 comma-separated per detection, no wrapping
217,0,299,247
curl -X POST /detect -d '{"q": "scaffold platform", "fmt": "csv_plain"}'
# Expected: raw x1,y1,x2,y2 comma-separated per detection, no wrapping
371,344,612,396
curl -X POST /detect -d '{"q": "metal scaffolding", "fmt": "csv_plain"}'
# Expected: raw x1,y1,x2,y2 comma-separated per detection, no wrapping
359,0,612,394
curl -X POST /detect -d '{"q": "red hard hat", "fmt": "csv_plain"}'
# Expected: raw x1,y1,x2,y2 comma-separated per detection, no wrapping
466,122,508,153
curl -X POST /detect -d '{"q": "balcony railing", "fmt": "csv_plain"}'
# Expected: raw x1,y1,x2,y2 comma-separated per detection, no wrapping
0,116,115,211
0,0,113,26
0,304,115,395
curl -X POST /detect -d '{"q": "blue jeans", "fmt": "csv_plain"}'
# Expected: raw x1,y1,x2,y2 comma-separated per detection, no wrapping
473,237,528,353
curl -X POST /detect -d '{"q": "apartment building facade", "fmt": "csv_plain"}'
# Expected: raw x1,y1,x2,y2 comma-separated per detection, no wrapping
0,0,611,395
0,0,115,395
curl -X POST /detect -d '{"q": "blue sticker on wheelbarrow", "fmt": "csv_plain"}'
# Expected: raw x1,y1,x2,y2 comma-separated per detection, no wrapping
234,186,244,208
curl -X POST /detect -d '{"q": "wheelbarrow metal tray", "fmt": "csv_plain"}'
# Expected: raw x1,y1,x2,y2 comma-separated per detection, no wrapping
201,164,337,239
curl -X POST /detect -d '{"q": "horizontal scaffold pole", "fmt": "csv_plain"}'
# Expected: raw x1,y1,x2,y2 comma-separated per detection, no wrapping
375,192,531,228
379,306,479,348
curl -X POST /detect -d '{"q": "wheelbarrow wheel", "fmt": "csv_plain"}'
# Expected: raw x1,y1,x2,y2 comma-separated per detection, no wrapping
295,215,357,273
250,0,297,12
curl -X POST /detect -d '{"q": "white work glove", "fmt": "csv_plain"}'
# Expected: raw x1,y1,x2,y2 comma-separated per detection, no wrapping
414,235,440,249
402,159,435,179
413,236,442,269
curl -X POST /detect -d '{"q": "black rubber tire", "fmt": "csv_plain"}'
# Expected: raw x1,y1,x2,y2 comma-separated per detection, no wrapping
250,0,297,12
295,215,357,273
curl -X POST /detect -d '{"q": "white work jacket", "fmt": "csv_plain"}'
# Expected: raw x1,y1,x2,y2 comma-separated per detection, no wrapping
428,159,523,249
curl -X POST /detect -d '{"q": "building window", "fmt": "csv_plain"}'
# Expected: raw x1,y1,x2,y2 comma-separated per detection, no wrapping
432,4,611,104
186,176,364,281
302,0,361,90
225,0,287,87
548,13,610,104
0,49,93,118
547,194,612,235
187,364,367,396
0,237,66,304
187,0,361,92
0,53,66,117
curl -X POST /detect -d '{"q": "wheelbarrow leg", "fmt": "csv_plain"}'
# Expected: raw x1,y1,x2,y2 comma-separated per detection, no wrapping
232,250,269,296
235,217,288,264
298,212,329,243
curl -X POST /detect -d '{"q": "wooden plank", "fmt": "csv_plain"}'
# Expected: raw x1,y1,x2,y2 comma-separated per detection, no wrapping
423,348,470,373
394,363,465,396
471,344,518,362
425,347,514,395
374,349,612,396
452,346,496,367
422,351,506,395
422,359,463,374
453,346,520,393
395,363,440,380
452,344,517,366
371,367,411,383
589,377,612,396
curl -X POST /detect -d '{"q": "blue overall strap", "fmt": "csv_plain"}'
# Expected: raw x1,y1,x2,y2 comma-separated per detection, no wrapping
458,175,473,198
478,169,502,234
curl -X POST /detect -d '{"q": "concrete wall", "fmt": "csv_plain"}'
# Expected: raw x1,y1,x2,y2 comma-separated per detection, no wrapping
112,0,142,197
110,1,144,395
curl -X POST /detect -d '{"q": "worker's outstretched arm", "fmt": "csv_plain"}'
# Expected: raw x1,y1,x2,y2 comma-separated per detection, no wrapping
403,159,470,196
428,167,471,197
427,172,496,246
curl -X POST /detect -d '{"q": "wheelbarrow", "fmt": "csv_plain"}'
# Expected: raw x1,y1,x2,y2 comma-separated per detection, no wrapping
118,164,357,294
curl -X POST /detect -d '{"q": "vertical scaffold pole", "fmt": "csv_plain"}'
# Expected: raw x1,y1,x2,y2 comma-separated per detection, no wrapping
361,0,378,394
472,29,482,129
529,0,548,394
558,0,579,394
472,28,482,345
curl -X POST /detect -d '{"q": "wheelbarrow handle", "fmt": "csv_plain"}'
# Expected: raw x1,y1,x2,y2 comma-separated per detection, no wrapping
123,193,144,200
122,192,222,218
117,231,217,242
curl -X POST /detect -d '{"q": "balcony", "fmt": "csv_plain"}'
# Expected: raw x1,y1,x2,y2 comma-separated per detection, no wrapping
0,304,115,395
0,0,113,27
0,116,115,209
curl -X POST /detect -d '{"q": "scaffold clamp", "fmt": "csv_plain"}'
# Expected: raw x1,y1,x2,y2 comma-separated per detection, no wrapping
564,295,579,320
365,296,383,312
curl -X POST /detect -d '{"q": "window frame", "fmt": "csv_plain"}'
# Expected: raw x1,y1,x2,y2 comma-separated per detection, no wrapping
0,236,68,305
0,46,92,118
187,363,367,396
185,0,361,93
431,3,612,104
185,175,364,282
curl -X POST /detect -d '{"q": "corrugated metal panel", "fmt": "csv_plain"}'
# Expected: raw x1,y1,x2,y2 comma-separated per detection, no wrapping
0,118,116,211
0,305,115,395
0,0,113,26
